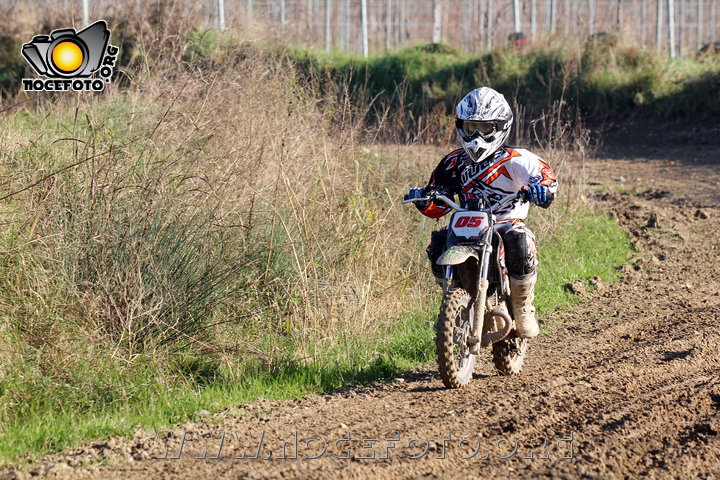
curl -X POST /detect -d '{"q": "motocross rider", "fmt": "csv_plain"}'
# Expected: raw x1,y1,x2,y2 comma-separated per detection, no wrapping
406,87,558,339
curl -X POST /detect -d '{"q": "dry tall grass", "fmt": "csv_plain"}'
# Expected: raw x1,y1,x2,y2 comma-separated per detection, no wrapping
0,31,439,372
0,1,595,372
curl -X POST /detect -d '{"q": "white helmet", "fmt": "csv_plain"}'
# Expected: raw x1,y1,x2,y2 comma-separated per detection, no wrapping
455,87,513,163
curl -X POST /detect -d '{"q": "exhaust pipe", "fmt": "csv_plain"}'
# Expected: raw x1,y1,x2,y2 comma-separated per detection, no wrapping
480,309,513,347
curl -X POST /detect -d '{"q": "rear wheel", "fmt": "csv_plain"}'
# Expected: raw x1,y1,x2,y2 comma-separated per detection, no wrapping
492,334,529,375
435,288,476,388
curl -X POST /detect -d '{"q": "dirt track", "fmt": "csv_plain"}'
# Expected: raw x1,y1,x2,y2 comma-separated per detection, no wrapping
5,144,720,479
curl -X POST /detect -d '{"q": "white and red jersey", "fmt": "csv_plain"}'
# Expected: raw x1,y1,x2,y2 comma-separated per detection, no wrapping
418,146,558,222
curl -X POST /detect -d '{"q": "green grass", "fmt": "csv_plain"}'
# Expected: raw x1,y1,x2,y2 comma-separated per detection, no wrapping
0,309,436,463
534,208,633,317
0,206,630,465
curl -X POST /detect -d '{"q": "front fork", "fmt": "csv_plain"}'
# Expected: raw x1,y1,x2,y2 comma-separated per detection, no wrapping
449,235,490,352
471,244,492,347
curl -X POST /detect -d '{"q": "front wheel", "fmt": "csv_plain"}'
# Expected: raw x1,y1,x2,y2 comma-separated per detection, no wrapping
492,335,530,375
435,287,476,388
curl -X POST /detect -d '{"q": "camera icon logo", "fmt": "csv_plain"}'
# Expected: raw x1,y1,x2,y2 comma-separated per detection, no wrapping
21,20,119,92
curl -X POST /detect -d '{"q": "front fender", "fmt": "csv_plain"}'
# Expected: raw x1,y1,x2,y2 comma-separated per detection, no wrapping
437,246,479,266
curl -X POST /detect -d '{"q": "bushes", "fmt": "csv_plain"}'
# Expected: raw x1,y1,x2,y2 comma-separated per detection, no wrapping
0,37,436,419
285,40,720,133
0,34,25,97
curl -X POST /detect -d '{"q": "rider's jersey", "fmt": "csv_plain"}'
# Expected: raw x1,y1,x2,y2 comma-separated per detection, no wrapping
418,146,558,222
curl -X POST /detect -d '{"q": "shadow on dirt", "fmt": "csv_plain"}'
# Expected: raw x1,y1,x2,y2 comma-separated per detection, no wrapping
595,140,720,166
678,422,719,446
601,414,631,432
409,385,446,393
660,349,694,362
403,371,495,392
400,371,437,383
597,122,720,171
710,393,720,410
399,371,447,392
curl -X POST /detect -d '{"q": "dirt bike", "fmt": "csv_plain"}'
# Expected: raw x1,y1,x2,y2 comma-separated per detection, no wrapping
404,191,530,388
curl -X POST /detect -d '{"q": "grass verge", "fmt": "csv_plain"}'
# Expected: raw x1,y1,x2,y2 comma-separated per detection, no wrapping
535,207,633,316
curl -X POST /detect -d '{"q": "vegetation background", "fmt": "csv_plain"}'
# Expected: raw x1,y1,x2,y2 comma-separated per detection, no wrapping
1,0,715,464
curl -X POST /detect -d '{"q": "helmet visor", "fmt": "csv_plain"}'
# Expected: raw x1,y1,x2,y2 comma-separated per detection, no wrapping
457,120,497,141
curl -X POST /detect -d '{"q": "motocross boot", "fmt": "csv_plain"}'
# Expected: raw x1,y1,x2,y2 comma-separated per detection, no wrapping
431,263,448,332
509,272,540,338
430,260,448,292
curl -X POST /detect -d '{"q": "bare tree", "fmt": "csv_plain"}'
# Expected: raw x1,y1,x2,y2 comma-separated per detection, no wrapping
398,0,405,46
712,0,718,48
433,0,442,43
218,0,226,30
342,0,349,51
462,0,470,49
361,0,368,56
145,0,715,57
324,0,332,51
307,0,313,30
697,0,703,50
641,0,647,44
657,0,663,53
486,0,493,48
678,0,684,57
668,0,676,58
385,0,392,50
205,0,212,28
531,0,537,40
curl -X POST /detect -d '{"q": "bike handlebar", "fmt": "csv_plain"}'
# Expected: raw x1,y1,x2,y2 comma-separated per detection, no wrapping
402,191,525,213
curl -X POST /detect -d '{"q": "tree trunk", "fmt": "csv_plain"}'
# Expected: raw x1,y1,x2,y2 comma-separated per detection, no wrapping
218,0,226,30
697,0,703,50
324,0,332,51
385,0,392,50
656,0,663,53
361,0,369,56
433,0,442,44
531,0,537,40
668,0,676,58
486,0,493,49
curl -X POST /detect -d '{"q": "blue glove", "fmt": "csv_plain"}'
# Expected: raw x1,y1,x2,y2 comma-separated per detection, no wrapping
404,187,426,202
527,184,548,205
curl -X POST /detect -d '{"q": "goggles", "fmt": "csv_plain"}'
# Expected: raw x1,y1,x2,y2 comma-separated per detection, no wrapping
456,119,497,141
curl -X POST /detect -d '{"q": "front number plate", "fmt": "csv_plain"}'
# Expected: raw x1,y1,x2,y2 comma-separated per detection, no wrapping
451,212,490,238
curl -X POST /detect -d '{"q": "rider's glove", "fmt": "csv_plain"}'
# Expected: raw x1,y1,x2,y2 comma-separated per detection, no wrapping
526,184,548,206
404,187,426,202
405,186,431,211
